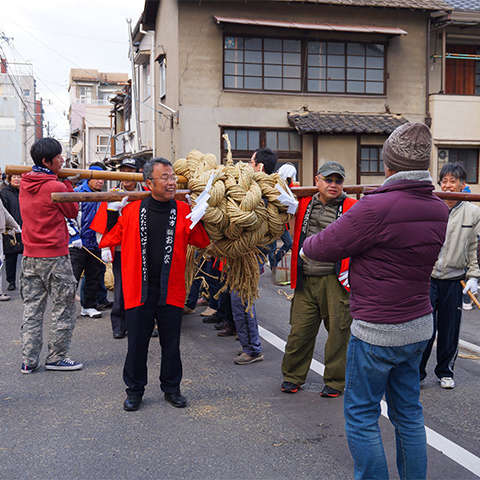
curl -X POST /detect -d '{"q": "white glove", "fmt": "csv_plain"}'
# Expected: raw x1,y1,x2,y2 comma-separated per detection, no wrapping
107,196,129,212
101,248,113,263
463,278,478,295
69,238,83,249
66,173,82,184
299,247,312,264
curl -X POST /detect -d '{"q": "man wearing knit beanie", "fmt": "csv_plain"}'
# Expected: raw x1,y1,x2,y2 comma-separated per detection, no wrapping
301,122,449,479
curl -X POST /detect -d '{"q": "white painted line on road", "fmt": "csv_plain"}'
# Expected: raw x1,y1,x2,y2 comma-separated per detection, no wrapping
259,325,480,478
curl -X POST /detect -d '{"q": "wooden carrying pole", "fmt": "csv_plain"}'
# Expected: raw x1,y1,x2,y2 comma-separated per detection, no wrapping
50,187,480,204
4,164,189,185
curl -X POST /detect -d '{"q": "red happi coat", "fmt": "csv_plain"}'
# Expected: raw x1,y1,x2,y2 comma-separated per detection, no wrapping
291,195,357,290
99,198,209,310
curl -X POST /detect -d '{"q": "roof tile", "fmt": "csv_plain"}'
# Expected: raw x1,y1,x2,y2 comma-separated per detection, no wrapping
275,0,452,10
288,112,408,135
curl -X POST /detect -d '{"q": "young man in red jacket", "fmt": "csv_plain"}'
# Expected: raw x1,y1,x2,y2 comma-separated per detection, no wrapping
19,138,83,374
100,158,209,411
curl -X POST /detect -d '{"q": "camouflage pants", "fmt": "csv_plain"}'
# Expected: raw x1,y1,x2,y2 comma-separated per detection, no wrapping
20,255,77,366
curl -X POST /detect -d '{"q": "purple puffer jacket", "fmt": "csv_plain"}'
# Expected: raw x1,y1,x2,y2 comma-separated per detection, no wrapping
303,180,449,324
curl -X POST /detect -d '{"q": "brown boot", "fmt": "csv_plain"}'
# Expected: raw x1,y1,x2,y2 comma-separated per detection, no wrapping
217,323,236,337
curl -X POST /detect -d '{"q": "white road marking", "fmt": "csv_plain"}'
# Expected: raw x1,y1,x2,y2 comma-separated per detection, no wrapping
259,325,480,478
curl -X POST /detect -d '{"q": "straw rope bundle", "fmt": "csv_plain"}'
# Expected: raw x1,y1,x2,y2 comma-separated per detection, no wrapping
174,136,294,311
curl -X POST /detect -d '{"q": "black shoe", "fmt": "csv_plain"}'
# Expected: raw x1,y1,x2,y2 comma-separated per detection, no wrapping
164,392,187,408
123,394,142,411
202,312,221,324
97,300,114,310
214,320,226,330
320,385,342,398
217,323,236,337
281,381,300,394
113,331,127,339
7,282,16,291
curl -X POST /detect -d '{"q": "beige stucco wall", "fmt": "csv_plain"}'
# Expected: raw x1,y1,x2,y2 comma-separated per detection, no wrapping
156,1,431,183
155,0,180,161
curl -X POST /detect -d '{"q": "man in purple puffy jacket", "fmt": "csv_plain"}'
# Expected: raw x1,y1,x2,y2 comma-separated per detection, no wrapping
302,123,449,480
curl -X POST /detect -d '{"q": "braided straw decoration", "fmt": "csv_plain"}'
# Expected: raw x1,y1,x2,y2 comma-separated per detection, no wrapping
174,135,294,311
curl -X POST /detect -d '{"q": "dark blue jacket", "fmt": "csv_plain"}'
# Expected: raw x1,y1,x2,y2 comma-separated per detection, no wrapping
74,181,101,249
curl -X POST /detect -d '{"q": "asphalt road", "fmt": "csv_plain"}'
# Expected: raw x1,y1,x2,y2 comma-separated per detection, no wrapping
1,269,480,480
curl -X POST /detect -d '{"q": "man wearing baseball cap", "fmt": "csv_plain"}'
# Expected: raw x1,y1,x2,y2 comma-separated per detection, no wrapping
281,160,357,397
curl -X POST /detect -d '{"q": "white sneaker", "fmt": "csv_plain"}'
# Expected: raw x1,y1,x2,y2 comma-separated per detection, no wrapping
0,293,11,301
463,302,473,310
201,307,217,317
81,307,102,318
439,377,455,389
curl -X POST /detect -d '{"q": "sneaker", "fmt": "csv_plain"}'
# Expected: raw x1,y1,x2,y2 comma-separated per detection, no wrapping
21,363,39,374
0,293,11,301
183,306,195,315
81,307,102,318
281,381,300,394
234,352,264,365
320,385,342,398
463,302,473,311
201,307,217,317
45,358,83,371
203,312,221,324
439,377,455,389
7,282,16,291
196,297,208,306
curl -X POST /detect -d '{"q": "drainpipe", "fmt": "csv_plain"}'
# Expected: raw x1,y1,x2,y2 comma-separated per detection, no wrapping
127,18,141,153
425,17,432,127
441,24,447,94
139,24,156,157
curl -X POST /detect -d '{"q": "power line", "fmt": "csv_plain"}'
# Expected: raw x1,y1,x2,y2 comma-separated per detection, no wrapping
1,20,128,44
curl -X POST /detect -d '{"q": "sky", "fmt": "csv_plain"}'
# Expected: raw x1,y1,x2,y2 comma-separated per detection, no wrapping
0,0,145,140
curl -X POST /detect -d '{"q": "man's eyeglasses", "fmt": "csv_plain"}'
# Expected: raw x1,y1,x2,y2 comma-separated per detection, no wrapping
149,175,178,182
319,176,344,185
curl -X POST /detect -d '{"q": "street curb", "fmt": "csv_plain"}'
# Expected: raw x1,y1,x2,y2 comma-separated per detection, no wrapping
459,339,480,356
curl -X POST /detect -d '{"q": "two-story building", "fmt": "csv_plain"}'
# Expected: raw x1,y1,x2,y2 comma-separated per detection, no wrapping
68,69,128,168
131,0,455,187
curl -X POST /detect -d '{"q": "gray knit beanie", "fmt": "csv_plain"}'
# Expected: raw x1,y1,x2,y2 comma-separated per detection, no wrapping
382,122,432,172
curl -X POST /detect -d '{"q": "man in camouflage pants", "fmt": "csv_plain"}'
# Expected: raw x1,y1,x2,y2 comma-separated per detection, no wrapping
19,138,83,374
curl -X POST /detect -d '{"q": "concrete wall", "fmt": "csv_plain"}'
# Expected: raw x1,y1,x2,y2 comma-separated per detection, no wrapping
154,0,180,161
0,74,36,168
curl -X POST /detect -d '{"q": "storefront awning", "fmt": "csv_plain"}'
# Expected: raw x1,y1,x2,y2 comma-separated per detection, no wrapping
288,112,408,135
213,15,408,36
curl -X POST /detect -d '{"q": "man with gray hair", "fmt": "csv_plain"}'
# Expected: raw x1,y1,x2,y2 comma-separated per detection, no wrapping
302,123,449,479
99,158,209,411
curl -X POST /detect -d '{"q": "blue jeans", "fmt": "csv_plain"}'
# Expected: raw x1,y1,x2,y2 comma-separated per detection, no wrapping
344,335,429,480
